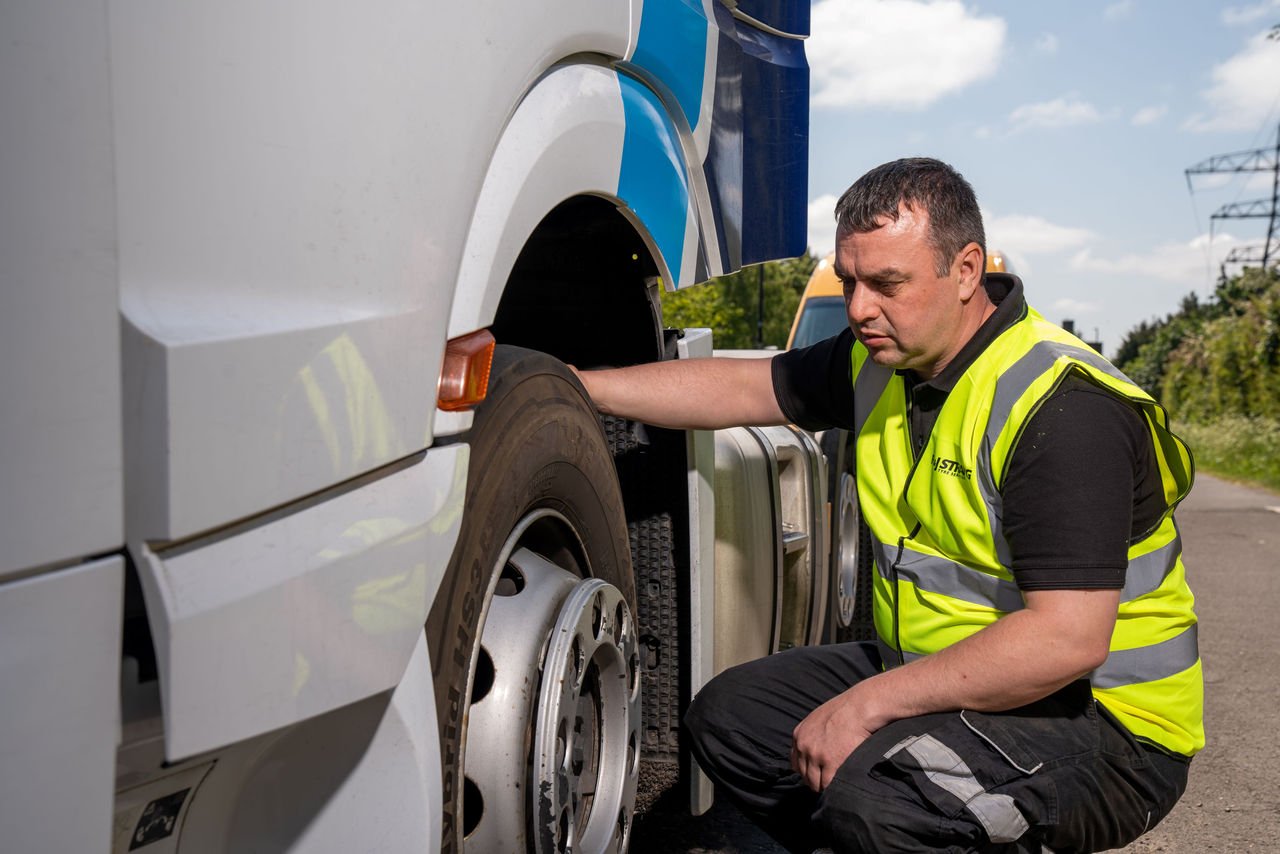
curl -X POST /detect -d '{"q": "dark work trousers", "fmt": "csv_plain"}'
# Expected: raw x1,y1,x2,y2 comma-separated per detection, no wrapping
684,642,1191,854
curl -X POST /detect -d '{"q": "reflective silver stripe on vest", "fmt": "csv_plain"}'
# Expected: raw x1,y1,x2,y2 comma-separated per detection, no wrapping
884,733,1031,844
872,533,1193,683
1091,623,1199,689
1121,532,1181,602
853,360,895,438
874,532,1179,609
870,535,1025,612
870,536,893,581
978,340,1130,567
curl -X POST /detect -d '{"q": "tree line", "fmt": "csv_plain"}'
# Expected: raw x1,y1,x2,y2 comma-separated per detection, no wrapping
661,251,820,350
1114,266,1280,421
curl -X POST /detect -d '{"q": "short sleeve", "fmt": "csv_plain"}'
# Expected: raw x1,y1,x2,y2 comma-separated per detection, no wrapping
771,329,857,432
1002,374,1160,591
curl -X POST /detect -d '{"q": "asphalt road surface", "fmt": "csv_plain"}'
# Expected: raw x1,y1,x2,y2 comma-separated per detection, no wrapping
630,472,1280,853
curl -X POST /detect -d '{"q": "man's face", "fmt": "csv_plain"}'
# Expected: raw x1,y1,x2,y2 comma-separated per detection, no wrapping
832,205,971,380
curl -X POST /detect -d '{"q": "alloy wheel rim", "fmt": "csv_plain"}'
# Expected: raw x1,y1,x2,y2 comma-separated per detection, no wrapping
461,510,639,853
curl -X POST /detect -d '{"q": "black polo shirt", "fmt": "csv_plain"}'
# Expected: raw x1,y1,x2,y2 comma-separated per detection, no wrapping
771,273,1165,591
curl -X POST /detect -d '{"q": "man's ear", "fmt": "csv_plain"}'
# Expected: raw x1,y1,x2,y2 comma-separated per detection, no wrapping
955,242,985,301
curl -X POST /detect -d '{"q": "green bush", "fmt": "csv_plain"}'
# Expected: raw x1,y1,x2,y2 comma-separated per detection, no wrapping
1159,270,1280,422
1175,416,1280,493
1116,266,1279,492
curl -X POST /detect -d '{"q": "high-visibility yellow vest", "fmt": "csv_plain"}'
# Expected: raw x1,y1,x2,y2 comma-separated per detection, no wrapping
852,308,1203,756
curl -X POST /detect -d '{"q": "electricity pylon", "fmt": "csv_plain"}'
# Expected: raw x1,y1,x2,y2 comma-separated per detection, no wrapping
1185,122,1280,276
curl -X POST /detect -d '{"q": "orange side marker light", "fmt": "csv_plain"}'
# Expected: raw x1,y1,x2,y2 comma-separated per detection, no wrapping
437,329,495,411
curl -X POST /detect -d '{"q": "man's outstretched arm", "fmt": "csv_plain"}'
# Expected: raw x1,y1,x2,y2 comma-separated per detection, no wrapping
573,356,787,430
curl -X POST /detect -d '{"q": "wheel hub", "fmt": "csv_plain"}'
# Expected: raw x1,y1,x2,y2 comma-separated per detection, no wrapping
532,578,639,854
835,471,859,628
462,520,639,854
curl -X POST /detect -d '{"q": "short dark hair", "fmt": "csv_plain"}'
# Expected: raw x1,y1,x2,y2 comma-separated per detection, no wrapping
833,158,985,277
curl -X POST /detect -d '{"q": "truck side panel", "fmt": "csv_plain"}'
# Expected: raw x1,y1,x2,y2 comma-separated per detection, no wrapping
0,558,123,852
137,445,466,760
1,2,814,850
111,1,632,544
0,1,122,578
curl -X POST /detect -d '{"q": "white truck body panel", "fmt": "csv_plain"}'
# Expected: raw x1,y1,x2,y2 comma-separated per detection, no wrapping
112,1,632,544
0,557,123,852
137,445,466,760
448,63,628,341
1,0,813,848
190,634,442,854
113,632,442,853
0,1,122,578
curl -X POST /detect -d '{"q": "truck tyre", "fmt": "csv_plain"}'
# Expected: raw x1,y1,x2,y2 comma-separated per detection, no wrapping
821,429,876,644
426,346,640,854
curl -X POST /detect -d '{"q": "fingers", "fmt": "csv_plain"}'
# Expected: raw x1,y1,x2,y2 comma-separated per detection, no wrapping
792,744,826,792
805,760,824,792
790,743,818,792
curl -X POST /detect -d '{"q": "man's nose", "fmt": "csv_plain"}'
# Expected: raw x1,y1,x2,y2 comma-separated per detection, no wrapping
846,285,877,325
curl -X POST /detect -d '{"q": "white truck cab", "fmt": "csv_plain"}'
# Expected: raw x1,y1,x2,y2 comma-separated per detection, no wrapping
1,3,823,852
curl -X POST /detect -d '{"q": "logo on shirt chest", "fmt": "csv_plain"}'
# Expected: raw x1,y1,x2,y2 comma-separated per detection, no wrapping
931,455,973,480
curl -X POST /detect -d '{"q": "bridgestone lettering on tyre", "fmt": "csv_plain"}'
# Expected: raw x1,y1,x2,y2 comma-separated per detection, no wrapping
425,347,638,854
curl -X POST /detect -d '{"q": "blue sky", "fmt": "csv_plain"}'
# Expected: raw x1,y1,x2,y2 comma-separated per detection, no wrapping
804,0,1280,355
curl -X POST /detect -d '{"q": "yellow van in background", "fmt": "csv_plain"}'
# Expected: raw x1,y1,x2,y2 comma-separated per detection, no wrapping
785,249,1012,349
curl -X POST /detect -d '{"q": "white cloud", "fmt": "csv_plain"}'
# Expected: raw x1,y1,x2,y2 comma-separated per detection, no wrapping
1131,104,1168,126
1034,33,1059,55
1189,173,1234,191
985,212,1096,256
1222,0,1280,26
808,194,840,258
808,0,1006,110
1186,170,1277,192
1069,232,1244,284
1103,0,1136,20
1051,298,1103,317
1183,32,1280,131
811,203,1104,264
1246,171,1278,191
1007,95,1104,133
982,212,1096,278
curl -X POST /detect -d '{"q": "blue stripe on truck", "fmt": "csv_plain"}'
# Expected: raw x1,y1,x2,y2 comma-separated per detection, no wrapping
617,74,692,285
628,0,709,131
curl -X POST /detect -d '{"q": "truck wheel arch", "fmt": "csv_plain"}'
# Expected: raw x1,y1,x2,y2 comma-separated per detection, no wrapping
446,61,707,369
